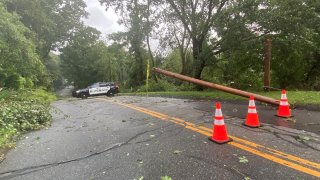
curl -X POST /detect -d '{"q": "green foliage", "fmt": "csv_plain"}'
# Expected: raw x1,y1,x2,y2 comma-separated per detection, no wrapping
201,38,264,91
60,26,131,88
122,90,320,105
0,89,55,148
0,89,56,105
4,73,22,90
0,3,45,88
101,0,157,87
0,126,17,147
137,79,178,92
161,176,172,180
24,78,34,88
2,0,317,91
135,79,197,92
60,26,102,88
0,68,6,87
6,0,88,59
0,0,88,89
100,0,320,91
45,53,65,91
162,49,182,73
0,101,51,131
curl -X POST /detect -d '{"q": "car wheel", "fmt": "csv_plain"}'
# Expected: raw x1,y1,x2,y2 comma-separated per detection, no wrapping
81,93,88,99
107,91,114,97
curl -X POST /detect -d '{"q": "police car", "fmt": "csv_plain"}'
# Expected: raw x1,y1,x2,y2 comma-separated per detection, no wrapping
72,82,119,99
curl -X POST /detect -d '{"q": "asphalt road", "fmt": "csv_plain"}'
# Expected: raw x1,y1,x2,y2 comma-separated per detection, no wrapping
0,96,319,180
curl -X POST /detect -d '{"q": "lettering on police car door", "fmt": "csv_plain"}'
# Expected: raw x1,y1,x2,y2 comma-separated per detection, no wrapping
89,86,110,95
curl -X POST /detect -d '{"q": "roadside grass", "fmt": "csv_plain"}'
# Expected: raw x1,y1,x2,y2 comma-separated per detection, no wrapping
119,90,320,105
0,88,56,150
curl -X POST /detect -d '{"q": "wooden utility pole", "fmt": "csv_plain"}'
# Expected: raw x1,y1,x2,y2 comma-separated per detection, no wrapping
263,37,272,92
153,67,279,105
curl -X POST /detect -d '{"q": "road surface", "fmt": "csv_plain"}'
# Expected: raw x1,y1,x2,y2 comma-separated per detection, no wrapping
0,96,319,180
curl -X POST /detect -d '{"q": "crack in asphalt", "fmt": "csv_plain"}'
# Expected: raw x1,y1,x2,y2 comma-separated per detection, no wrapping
258,126,320,152
195,111,320,151
179,109,320,154
223,120,320,151
267,124,319,139
0,143,122,179
186,155,254,179
171,127,185,137
0,125,171,179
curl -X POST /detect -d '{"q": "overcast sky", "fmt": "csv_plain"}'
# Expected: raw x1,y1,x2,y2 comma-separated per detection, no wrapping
83,0,160,51
83,0,124,38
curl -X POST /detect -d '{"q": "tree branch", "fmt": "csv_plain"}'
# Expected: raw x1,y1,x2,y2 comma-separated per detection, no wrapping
201,0,227,43
166,0,193,36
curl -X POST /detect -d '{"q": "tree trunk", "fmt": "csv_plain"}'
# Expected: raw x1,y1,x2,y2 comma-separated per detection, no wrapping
179,47,187,75
192,38,205,90
263,37,272,92
138,52,144,85
193,39,204,80
146,0,158,83
146,34,158,82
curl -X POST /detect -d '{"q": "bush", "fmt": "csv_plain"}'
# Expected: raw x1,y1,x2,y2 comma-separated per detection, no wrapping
5,73,22,90
24,78,34,88
0,88,56,104
0,69,7,87
0,101,51,131
137,79,178,92
176,82,198,91
133,79,202,92
0,89,55,148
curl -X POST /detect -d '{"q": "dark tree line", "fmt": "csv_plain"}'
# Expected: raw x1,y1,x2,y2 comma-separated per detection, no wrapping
1,0,320,91
99,0,320,90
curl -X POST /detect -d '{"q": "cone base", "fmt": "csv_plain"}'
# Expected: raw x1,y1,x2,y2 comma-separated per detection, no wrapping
242,122,262,128
208,137,233,144
275,114,294,118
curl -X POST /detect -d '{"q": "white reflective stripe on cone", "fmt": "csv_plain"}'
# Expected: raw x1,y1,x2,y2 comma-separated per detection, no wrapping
215,109,223,117
248,108,257,113
249,100,255,107
214,120,225,125
281,94,287,100
280,101,289,106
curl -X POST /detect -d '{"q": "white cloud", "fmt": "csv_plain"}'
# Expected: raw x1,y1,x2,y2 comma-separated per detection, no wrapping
83,0,125,38
83,0,160,51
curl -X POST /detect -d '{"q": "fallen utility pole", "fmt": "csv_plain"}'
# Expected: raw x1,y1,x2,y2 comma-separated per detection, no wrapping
153,67,279,106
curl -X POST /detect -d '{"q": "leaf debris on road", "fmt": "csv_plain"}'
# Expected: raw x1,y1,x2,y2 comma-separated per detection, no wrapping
238,156,249,163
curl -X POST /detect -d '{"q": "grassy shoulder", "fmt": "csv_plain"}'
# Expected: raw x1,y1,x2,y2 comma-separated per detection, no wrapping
120,90,320,105
0,89,56,150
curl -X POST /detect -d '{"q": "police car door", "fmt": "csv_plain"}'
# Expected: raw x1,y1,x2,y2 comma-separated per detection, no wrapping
88,83,110,95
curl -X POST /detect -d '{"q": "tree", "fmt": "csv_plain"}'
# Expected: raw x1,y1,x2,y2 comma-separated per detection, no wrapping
60,26,102,88
6,0,88,60
106,43,131,85
45,53,65,90
60,26,130,88
243,0,320,88
158,14,192,75
164,0,228,80
100,0,159,86
0,3,45,89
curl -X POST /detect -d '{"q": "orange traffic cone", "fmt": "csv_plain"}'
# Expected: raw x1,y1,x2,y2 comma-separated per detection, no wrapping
209,102,232,144
244,96,261,128
276,90,293,118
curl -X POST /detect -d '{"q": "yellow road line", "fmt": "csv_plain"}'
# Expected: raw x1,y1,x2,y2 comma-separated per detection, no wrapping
99,99,320,177
229,142,320,177
120,102,320,171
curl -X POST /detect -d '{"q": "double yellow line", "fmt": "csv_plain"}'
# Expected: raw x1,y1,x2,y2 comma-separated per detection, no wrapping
100,98,320,177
